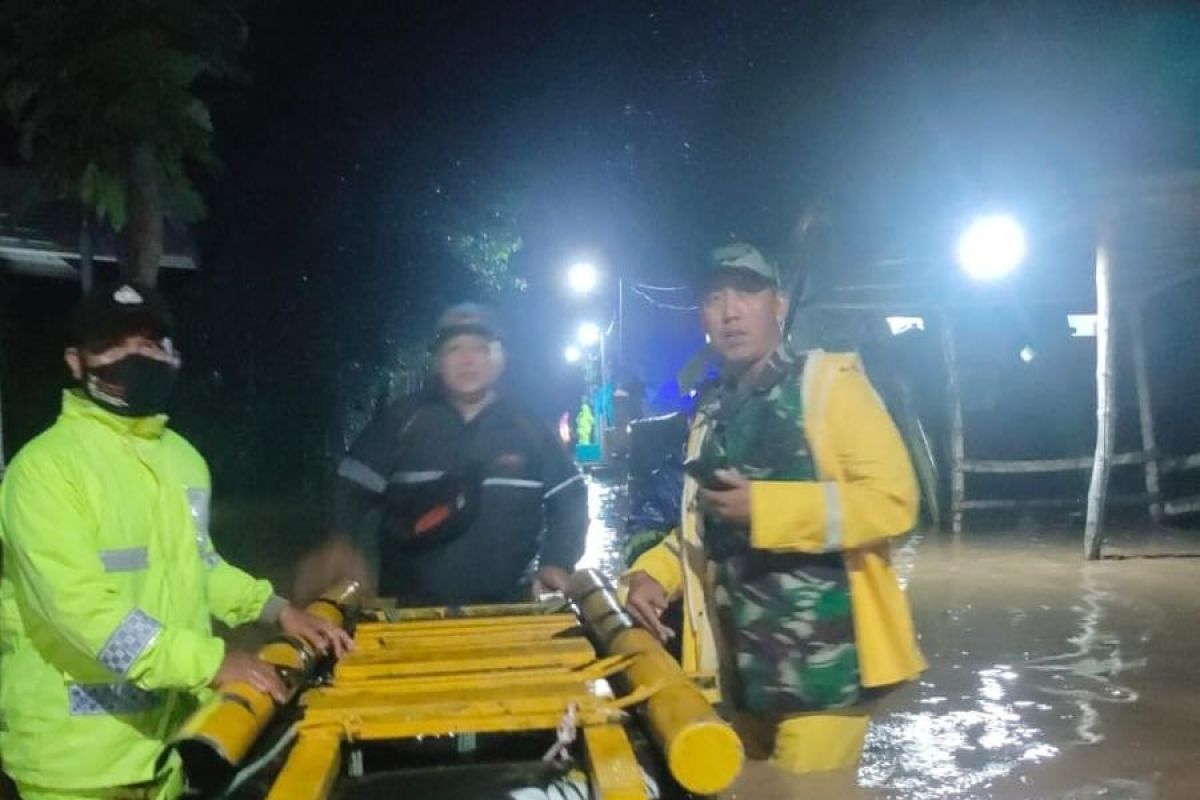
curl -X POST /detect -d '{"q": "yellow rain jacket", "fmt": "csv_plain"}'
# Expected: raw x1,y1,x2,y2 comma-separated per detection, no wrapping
627,351,925,695
0,391,283,791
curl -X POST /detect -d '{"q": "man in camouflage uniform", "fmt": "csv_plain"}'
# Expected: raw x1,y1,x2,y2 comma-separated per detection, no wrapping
624,243,923,783
694,345,861,715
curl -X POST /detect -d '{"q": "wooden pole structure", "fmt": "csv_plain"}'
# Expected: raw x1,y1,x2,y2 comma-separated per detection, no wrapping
1084,219,1116,560
940,310,966,535
1129,302,1163,525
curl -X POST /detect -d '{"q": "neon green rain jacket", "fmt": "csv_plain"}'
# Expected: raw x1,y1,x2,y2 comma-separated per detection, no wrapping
0,391,282,790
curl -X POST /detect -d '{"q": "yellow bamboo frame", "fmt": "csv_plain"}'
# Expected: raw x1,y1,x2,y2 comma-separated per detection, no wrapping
261,575,740,799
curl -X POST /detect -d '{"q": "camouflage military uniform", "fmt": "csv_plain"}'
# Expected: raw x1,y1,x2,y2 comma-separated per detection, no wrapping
694,347,860,715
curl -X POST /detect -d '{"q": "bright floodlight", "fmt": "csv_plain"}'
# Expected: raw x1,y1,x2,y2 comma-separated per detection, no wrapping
886,316,926,336
577,322,602,347
957,214,1026,281
564,345,582,364
568,262,599,294
1067,313,1098,338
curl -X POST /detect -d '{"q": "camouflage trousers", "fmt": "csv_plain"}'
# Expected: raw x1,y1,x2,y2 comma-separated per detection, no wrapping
715,550,860,715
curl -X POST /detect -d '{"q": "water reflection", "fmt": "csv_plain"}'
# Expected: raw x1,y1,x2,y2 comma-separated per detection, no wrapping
861,668,1060,799
574,476,625,579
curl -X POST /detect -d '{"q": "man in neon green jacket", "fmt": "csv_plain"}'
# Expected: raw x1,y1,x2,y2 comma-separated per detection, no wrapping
624,245,923,788
0,284,353,800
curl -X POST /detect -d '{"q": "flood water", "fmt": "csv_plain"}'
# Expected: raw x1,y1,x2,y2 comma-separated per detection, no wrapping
581,480,1200,800
862,527,1200,800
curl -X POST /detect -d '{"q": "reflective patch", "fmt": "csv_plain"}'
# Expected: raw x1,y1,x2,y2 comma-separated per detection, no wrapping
390,470,445,485
99,547,148,573
196,531,222,570
482,477,543,489
822,482,843,551
187,487,222,568
98,609,161,676
186,487,211,532
338,458,388,493
544,474,585,499
68,683,161,716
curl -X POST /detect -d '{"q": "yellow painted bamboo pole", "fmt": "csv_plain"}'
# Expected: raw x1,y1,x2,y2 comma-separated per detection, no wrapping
583,724,649,800
264,732,341,800
170,580,362,794
368,599,570,622
334,637,595,681
566,570,743,795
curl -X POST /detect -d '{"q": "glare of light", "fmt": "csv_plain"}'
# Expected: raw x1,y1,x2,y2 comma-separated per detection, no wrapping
567,262,599,294
575,477,618,573
1067,313,1097,338
1020,345,1036,363
564,345,582,363
578,321,602,347
957,214,1027,281
886,316,926,335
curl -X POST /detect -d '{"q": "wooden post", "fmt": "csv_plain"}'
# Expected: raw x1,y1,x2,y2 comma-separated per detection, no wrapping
1084,220,1116,560
1129,302,1163,525
940,310,966,534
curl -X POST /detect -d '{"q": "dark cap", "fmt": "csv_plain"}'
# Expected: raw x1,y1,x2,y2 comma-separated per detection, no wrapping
70,283,173,351
704,242,781,288
431,303,501,350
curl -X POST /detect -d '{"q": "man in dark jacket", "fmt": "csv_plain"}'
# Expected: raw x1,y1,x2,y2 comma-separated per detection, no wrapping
297,303,589,605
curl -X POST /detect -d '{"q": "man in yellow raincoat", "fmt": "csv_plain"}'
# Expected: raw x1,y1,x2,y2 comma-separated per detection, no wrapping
0,284,352,799
623,244,924,784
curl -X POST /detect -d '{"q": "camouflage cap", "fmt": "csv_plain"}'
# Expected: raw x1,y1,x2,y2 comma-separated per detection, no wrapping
706,243,780,288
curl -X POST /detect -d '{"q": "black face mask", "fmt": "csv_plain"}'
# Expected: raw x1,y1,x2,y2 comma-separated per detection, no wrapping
83,354,179,417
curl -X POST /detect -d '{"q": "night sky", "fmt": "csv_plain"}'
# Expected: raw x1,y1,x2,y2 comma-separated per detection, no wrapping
5,0,1200,492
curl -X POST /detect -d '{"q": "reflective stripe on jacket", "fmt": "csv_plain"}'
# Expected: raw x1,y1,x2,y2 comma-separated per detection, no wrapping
0,391,274,790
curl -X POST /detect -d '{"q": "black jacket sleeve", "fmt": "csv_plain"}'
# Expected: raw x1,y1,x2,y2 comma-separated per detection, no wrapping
332,396,419,538
537,423,588,571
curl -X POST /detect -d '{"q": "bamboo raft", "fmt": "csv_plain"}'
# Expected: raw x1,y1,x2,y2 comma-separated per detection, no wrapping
170,572,743,799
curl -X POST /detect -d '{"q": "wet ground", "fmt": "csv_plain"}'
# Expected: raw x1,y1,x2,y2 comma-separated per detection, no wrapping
216,480,1200,799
